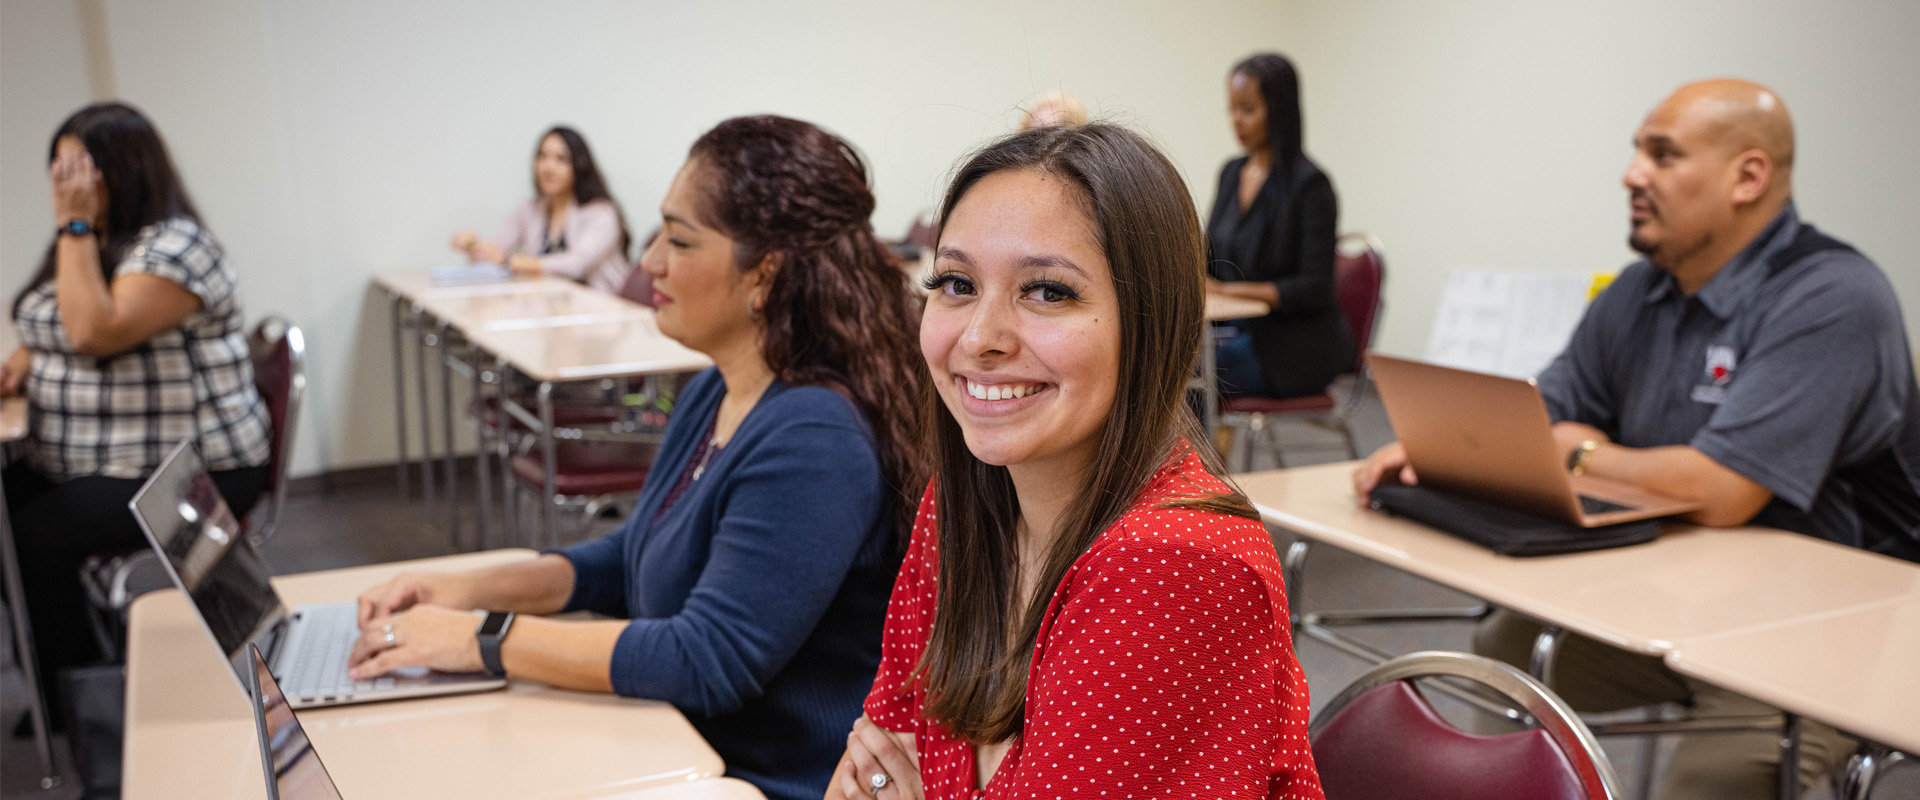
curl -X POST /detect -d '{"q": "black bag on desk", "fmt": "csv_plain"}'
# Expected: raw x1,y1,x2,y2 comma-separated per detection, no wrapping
1367,483,1661,557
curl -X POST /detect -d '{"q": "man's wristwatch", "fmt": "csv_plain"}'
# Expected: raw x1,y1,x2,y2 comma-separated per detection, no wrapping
58,219,94,238
475,610,516,678
1567,439,1601,476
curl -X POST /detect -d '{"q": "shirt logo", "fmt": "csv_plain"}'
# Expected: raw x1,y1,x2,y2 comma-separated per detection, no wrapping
1692,345,1738,404
1705,345,1738,386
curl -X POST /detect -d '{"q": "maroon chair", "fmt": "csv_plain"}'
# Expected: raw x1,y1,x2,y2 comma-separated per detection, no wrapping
509,439,656,543
81,316,307,653
1311,650,1621,800
1221,232,1385,470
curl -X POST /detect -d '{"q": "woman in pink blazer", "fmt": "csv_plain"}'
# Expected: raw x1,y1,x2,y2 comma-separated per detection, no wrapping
451,126,635,293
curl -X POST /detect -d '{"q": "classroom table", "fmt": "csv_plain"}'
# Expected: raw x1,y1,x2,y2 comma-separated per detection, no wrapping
1236,461,1920,798
1198,292,1272,433
122,548,724,800
1664,596,1920,770
465,315,708,544
374,269,698,550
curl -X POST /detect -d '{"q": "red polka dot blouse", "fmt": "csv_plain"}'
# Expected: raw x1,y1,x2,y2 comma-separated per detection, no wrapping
863,444,1325,799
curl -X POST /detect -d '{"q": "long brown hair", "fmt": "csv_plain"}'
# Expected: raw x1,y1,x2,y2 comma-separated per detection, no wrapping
15,102,202,316
537,126,633,259
915,124,1258,743
686,115,927,523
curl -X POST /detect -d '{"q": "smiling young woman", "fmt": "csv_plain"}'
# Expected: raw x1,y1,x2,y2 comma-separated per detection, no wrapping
836,124,1323,799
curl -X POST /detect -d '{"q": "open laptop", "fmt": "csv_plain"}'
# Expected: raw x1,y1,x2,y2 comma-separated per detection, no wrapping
1368,353,1703,526
129,439,505,708
247,644,346,800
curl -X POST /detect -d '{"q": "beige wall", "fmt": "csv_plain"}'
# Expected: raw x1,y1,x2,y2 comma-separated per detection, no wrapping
4,0,1290,476
1276,0,1920,358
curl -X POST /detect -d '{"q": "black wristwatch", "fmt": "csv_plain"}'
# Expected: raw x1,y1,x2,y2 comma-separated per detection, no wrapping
58,219,94,238
475,610,515,678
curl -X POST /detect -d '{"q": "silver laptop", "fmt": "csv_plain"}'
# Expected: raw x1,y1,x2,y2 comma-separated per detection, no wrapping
1369,353,1704,526
129,439,505,708
247,644,346,800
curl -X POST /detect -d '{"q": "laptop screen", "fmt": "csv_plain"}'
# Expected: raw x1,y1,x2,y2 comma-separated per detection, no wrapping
129,440,283,680
249,645,344,800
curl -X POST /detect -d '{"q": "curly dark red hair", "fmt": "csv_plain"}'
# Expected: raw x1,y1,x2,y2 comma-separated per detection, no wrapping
687,116,927,522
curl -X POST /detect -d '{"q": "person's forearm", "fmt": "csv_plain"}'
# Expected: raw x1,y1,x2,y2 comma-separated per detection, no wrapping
499,616,622,693
1219,280,1280,306
53,236,118,352
1585,443,1770,526
462,554,578,614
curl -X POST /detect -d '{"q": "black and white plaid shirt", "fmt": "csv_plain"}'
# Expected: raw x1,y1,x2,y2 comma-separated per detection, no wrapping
15,217,271,481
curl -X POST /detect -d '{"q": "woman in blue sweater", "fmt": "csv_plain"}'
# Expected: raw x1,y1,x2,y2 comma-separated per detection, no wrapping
349,116,925,800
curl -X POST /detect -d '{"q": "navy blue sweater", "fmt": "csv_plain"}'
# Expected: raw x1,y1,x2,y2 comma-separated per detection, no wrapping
555,369,898,800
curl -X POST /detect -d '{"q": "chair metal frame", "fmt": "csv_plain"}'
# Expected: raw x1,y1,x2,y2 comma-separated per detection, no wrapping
1222,232,1385,471
1310,649,1625,800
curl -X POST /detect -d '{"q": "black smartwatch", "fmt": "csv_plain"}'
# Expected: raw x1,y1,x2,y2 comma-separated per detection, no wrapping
475,610,515,678
58,219,94,238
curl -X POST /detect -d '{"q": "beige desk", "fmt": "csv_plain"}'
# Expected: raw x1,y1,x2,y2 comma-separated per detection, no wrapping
592,777,768,799
1236,461,1920,655
371,269,570,302
1664,597,1920,755
466,314,708,383
124,549,724,800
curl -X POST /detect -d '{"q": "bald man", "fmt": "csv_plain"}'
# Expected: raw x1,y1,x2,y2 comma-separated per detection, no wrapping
1357,81,1920,797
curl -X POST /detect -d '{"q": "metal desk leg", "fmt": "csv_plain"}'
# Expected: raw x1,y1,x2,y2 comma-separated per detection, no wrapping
1840,743,1900,800
388,293,409,499
0,476,61,789
1528,624,1566,687
436,321,460,548
1778,712,1802,800
469,347,492,551
496,358,519,547
538,381,557,548
1281,539,1310,630
412,304,436,510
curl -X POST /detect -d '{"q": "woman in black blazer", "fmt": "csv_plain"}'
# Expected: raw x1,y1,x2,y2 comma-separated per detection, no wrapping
1207,52,1354,399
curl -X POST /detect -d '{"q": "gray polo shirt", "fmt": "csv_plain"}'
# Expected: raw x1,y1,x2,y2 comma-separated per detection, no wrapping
1538,202,1920,562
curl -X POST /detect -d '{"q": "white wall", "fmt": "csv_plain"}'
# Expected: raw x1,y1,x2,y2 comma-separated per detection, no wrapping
0,0,1291,476
1275,0,1920,358
1,1,99,313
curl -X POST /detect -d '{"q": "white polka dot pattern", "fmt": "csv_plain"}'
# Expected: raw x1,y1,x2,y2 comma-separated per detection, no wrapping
863,444,1325,799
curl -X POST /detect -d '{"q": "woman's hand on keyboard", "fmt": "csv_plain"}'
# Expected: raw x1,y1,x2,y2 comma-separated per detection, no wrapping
348,604,486,680
357,571,474,629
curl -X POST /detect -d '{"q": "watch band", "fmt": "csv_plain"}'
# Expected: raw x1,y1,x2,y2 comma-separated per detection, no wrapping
475,610,515,678
1567,439,1601,476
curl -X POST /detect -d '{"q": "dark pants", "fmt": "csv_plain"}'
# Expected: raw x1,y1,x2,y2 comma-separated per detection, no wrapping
6,462,268,714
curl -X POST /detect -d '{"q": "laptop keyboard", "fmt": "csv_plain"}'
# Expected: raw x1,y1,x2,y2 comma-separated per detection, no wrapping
1578,495,1637,516
282,604,391,702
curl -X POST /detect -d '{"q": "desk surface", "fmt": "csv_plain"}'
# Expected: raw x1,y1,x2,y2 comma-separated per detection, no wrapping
421,287,648,334
1236,462,1920,655
374,268,569,302
124,549,724,800
468,314,710,383
1664,597,1920,754
1205,292,1271,322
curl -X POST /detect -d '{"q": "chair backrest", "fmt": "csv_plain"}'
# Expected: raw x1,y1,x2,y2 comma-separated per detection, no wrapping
247,316,306,545
1334,232,1386,374
1310,651,1620,800
618,228,660,307
904,216,936,249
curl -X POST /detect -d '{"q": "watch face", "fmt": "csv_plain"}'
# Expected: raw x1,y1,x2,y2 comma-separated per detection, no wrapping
64,220,90,236
477,612,511,637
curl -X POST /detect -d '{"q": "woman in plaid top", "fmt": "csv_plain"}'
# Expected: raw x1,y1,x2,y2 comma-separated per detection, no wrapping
2,103,271,715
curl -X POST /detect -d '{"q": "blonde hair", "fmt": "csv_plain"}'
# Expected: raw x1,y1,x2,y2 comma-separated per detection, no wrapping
1017,91,1089,130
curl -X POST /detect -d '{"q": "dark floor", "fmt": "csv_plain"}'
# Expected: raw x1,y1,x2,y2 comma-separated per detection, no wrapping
4,377,1913,798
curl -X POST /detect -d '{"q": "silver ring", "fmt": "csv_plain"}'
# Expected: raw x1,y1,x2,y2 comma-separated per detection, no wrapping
869,772,890,794
381,624,397,649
